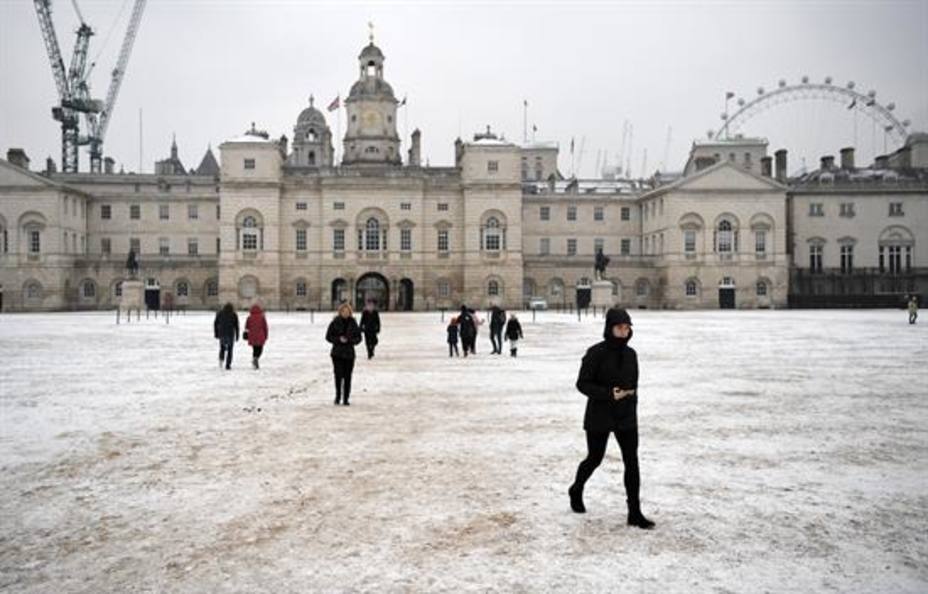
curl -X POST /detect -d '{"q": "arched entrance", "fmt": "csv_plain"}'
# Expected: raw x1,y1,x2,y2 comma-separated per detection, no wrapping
719,277,736,309
397,278,414,311
356,272,389,311
331,278,348,308
145,278,161,310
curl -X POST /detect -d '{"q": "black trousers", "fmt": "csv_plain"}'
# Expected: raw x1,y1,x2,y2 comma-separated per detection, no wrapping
218,338,234,369
910,311,918,324
332,356,355,400
448,342,459,357
364,334,377,358
252,344,264,359
490,329,503,353
573,428,641,506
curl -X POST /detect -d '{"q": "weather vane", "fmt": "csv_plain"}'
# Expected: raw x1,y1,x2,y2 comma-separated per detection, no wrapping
368,21,374,43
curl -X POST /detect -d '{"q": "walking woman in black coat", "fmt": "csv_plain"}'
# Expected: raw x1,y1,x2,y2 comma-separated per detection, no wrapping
568,307,655,529
326,302,362,405
213,302,239,370
359,300,381,359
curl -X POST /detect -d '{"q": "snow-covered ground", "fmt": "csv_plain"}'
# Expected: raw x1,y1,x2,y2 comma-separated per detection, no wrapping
1,309,926,593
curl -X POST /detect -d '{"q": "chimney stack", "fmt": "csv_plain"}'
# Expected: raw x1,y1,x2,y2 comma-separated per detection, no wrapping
6,148,30,170
820,155,835,170
774,149,787,182
840,147,855,170
104,157,115,174
45,156,57,174
875,154,889,169
760,156,773,177
408,129,421,167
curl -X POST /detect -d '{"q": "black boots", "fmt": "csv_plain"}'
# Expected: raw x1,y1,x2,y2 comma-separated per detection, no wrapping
568,484,586,514
510,348,517,357
627,500,655,529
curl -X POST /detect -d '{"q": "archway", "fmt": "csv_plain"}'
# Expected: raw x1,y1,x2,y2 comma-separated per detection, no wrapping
331,278,348,308
356,272,389,311
398,278,414,311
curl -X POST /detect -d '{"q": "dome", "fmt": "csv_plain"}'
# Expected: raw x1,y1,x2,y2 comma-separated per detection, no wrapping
359,42,384,62
296,97,326,126
348,77,395,100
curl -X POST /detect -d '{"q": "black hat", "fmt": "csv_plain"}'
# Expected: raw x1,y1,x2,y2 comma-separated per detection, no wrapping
603,307,632,339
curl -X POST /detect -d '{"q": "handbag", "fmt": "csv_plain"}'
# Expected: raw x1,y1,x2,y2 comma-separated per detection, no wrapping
243,331,249,340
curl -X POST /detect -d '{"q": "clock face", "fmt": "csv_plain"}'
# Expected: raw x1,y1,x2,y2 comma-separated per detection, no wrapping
362,110,381,128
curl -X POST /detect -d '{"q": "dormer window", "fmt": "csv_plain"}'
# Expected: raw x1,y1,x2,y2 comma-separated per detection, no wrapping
306,129,316,142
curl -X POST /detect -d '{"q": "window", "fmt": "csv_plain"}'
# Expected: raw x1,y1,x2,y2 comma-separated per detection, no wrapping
130,237,140,254
1,226,7,254
400,228,412,251
483,217,502,251
216,237,220,254
296,229,307,251
334,202,345,210
159,237,170,256
296,202,307,211
176,281,189,297
717,220,733,253
756,281,768,296
487,160,499,173
809,244,823,273
621,238,631,255
685,280,697,296
159,204,169,220
594,238,604,253
438,279,450,298
333,228,345,251
437,229,449,252
567,238,577,256
540,206,550,221
101,238,111,254
887,245,903,274
521,158,528,180
840,244,854,274
400,202,411,211
437,203,449,212
101,204,112,220
621,207,630,221
216,204,221,220
840,203,855,217
636,281,649,296
487,280,500,296
241,216,259,251
364,218,381,251
130,204,141,220
188,204,198,220
644,237,650,254
755,230,766,254
188,238,199,256
684,230,696,253
296,281,307,297
207,279,218,297
594,207,604,221
889,202,904,217
567,206,577,221
29,230,40,254
244,158,256,170
539,238,550,255
114,281,123,298
808,203,824,217
82,281,95,298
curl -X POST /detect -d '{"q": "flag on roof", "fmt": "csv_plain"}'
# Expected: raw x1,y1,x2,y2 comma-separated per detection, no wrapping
327,95,340,112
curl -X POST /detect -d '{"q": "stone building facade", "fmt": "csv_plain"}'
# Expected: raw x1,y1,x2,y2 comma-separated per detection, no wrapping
1,41,925,312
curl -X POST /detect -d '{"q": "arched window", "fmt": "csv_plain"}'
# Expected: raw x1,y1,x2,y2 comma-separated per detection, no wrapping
24,281,42,303
0,223,7,254
717,220,733,253
756,280,768,296
295,280,307,298
206,278,218,297
241,216,259,251
685,280,698,297
483,217,501,251
487,280,500,296
306,129,316,142
82,280,95,298
176,281,189,297
365,218,381,251
308,151,316,165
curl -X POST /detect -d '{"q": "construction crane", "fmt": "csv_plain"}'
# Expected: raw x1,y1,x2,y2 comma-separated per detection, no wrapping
33,0,146,173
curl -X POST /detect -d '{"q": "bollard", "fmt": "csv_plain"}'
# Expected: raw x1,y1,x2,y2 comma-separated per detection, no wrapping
116,306,120,325
146,308,149,320
310,309,315,324
532,307,536,323
441,307,446,322
577,307,581,322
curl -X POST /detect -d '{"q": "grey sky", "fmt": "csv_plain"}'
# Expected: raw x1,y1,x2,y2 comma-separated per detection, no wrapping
2,0,926,177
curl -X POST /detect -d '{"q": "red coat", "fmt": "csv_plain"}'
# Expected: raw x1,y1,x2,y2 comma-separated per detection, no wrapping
245,305,268,346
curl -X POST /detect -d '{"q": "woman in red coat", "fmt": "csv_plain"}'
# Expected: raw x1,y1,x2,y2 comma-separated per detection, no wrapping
244,304,269,370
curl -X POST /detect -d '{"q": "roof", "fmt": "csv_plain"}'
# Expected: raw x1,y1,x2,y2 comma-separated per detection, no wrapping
640,159,786,200
0,158,91,196
359,42,384,61
348,77,396,100
195,147,220,176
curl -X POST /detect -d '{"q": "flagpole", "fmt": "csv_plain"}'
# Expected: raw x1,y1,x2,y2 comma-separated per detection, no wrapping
523,100,528,144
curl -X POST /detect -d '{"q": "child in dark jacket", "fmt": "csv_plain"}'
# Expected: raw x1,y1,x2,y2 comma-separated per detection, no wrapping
447,317,460,357
504,314,523,357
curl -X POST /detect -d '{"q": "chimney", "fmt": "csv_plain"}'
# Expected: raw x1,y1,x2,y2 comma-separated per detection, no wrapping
104,157,115,174
45,156,57,174
875,154,889,169
454,137,464,167
278,134,288,159
820,155,835,170
760,156,773,177
408,128,421,167
840,147,855,170
6,148,30,170
774,149,787,182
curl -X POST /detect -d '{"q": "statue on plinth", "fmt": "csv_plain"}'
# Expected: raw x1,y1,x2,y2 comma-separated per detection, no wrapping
594,248,610,281
126,249,139,279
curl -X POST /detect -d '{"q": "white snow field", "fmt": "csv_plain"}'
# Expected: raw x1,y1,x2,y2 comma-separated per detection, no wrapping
1,309,926,593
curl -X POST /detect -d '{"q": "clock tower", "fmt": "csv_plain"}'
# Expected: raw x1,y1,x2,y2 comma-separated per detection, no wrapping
342,34,402,166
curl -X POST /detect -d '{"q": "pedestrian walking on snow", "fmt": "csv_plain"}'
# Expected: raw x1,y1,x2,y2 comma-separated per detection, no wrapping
504,313,523,357
489,305,507,354
326,302,362,405
447,317,460,357
568,307,655,530
908,295,919,324
244,304,268,370
458,305,478,357
360,300,382,359
213,302,239,370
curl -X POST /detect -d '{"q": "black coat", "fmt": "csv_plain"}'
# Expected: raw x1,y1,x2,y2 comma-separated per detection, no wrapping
360,310,381,344
458,308,477,340
326,315,362,360
214,309,239,341
576,310,638,432
504,318,523,340
447,324,459,344
490,308,506,331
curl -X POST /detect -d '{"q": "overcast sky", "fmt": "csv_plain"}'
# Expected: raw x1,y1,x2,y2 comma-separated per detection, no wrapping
2,0,926,177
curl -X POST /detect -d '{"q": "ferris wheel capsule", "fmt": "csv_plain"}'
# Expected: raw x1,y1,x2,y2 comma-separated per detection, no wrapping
738,98,745,106
778,79,786,88
757,87,764,95
720,113,728,120
887,102,895,110
847,81,856,89
801,75,809,84
868,90,877,98
903,119,911,127
824,76,833,85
